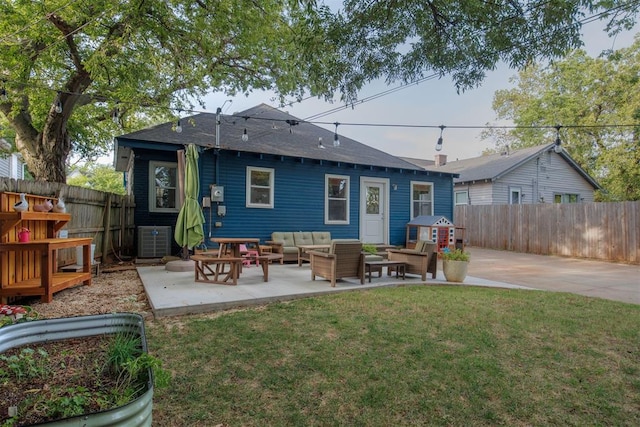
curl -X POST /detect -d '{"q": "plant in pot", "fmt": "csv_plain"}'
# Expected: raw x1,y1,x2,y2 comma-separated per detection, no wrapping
442,248,470,282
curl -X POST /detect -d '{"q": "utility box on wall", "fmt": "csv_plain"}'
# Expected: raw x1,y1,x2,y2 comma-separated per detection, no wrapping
211,185,224,202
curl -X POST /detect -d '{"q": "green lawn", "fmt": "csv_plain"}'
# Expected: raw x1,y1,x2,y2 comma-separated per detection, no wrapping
147,286,640,426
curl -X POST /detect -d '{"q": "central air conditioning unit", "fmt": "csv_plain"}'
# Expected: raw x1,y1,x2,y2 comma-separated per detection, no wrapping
137,226,171,258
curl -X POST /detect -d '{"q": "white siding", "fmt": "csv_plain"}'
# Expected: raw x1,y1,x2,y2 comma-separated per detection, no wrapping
458,150,596,205
0,154,24,179
455,182,494,205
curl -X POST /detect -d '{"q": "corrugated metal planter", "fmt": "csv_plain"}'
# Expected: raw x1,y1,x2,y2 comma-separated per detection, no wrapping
0,313,153,426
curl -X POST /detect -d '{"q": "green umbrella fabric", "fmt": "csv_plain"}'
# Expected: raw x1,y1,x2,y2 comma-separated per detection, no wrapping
174,144,205,250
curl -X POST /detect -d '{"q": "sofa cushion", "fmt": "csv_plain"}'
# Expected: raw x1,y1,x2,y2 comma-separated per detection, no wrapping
272,232,295,248
312,231,332,245
293,232,314,246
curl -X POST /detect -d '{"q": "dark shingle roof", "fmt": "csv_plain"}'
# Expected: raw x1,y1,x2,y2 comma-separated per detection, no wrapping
116,104,429,171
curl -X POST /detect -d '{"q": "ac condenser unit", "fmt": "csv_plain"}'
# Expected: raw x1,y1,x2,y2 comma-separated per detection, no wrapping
137,226,171,258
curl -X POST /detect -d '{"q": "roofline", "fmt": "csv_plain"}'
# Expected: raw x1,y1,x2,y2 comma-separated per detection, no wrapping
114,137,460,179
453,143,601,190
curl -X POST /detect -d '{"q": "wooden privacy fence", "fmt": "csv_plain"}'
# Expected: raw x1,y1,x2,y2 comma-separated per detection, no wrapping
454,202,639,264
0,178,135,266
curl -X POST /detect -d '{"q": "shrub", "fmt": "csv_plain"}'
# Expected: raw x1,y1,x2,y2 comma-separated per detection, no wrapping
441,248,470,262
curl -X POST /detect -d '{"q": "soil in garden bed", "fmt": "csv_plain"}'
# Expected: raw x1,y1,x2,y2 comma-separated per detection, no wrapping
0,335,140,427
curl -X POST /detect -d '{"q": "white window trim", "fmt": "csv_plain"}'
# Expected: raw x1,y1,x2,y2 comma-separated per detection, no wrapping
410,180,434,218
246,166,275,208
510,187,522,205
455,190,469,205
148,160,179,213
325,174,350,224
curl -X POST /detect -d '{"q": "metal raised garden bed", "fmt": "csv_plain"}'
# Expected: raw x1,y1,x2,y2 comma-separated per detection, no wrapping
0,313,153,427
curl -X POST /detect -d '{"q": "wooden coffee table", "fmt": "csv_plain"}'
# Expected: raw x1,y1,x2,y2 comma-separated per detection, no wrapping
364,260,406,283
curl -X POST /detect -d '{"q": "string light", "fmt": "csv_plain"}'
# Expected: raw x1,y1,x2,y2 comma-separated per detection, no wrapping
0,80,7,102
241,116,249,141
333,122,341,147
435,125,445,151
318,137,325,149
554,125,563,153
54,92,63,114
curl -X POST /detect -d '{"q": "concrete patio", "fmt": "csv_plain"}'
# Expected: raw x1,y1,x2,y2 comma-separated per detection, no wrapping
137,247,639,318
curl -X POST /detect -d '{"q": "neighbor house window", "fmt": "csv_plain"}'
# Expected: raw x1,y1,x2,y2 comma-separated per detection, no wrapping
455,190,469,205
149,161,179,212
554,193,579,203
411,181,433,217
246,166,274,208
510,187,522,204
326,174,349,224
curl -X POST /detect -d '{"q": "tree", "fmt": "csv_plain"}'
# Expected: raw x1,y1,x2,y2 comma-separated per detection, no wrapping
1,0,637,182
485,39,640,201
67,163,126,195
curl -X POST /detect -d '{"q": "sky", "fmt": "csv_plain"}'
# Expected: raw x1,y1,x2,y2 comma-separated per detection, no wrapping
196,20,638,163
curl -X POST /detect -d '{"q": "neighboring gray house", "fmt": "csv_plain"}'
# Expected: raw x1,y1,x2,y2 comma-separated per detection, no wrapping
403,143,601,205
0,138,26,179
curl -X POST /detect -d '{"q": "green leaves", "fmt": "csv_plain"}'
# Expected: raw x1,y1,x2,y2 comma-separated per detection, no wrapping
487,40,640,200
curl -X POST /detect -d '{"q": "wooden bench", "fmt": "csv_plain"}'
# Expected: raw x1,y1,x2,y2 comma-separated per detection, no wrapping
191,255,243,286
257,253,284,282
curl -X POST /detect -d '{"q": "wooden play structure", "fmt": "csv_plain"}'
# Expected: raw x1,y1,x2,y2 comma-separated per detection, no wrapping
405,215,457,252
0,192,92,303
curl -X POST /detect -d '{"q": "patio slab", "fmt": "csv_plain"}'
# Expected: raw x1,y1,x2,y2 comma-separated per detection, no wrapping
137,262,529,318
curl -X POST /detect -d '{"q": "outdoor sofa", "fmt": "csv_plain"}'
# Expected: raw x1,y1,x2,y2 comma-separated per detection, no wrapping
267,231,332,264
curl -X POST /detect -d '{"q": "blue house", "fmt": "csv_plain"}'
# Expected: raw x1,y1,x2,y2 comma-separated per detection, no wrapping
114,104,458,257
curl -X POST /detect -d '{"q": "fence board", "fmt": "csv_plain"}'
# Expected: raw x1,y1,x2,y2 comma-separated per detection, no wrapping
0,178,135,267
455,201,640,264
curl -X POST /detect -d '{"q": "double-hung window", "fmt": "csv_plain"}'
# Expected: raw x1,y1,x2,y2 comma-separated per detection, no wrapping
554,193,579,203
149,161,179,212
455,190,469,205
411,181,433,217
326,174,349,224
510,187,522,204
246,167,274,208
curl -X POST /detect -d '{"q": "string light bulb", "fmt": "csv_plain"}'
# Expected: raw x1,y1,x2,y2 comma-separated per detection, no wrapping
318,137,325,149
0,81,7,101
54,92,63,114
175,118,183,133
435,125,445,151
553,125,562,153
333,122,341,147
240,116,249,141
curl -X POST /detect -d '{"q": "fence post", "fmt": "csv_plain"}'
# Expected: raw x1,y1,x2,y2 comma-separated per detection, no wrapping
101,193,112,264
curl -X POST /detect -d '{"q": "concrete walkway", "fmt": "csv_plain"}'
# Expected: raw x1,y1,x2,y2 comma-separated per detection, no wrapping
465,247,639,305
137,247,639,318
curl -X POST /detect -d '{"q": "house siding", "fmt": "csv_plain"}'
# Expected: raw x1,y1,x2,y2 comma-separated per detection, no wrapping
131,147,453,254
453,151,596,206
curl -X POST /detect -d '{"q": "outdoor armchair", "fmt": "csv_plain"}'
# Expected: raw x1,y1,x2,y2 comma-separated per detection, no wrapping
386,240,438,281
309,241,364,287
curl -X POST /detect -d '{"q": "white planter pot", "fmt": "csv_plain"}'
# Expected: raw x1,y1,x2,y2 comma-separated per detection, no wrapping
443,259,469,282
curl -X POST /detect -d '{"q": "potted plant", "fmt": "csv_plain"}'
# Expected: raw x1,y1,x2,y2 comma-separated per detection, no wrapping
442,248,470,282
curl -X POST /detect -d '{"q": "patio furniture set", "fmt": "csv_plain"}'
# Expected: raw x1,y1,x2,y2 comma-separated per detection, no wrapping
190,231,439,288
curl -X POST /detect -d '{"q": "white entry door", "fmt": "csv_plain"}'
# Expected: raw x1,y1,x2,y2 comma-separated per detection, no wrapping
360,178,388,244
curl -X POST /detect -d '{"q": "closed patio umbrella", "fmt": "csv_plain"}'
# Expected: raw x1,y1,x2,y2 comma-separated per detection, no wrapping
174,144,205,258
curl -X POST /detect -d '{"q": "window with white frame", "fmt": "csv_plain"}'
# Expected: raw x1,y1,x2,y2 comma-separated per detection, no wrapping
326,174,349,224
510,187,522,204
554,193,579,203
455,190,469,205
246,166,274,208
149,161,179,212
411,181,433,217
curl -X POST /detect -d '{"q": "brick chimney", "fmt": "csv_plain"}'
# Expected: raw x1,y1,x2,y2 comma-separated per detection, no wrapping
435,154,447,167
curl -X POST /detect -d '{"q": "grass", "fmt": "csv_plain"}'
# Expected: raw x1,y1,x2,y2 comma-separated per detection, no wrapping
147,286,640,426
